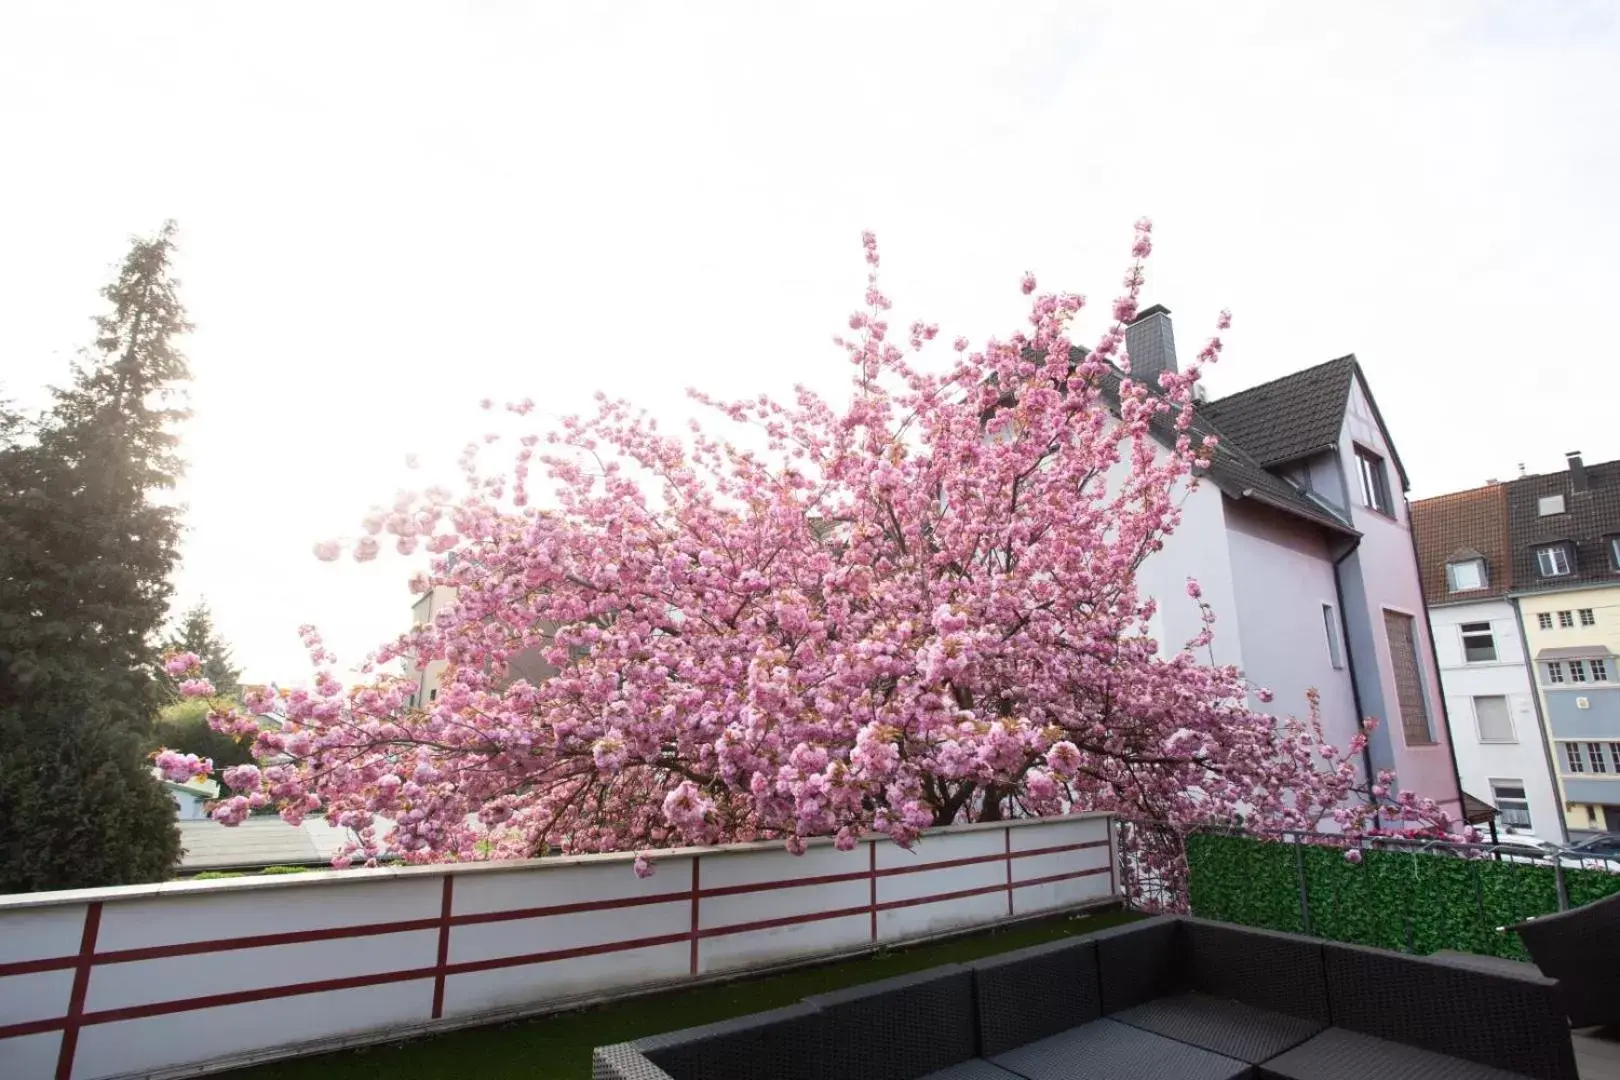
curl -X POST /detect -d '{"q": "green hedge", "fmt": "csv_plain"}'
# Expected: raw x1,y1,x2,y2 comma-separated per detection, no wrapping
1185,833,1620,959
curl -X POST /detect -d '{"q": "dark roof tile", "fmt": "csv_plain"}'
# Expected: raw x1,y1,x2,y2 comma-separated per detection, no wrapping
1505,458,1620,593
1201,357,1357,470
1411,484,1512,606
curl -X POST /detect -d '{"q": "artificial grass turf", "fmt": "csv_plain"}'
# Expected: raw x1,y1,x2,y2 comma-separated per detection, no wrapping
220,906,1140,1080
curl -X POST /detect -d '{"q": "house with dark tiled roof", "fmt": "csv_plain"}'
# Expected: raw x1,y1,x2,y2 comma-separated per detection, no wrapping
1412,484,1563,842
1102,308,1464,822
1504,453,1620,839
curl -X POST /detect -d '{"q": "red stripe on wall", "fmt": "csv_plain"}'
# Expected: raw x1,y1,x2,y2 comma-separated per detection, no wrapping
430,876,454,1019
54,901,101,1080
449,889,692,927
868,843,878,941
688,856,701,975
1012,866,1112,890
1004,828,1014,916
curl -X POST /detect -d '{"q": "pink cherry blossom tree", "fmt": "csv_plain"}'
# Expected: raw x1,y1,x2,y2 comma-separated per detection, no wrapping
161,220,1462,897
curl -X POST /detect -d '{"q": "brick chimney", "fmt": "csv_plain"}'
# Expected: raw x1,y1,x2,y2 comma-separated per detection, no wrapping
1124,304,1178,388
1568,450,1588,493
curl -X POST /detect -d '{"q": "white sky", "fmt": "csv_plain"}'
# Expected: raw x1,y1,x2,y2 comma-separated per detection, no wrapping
3,2,1618,683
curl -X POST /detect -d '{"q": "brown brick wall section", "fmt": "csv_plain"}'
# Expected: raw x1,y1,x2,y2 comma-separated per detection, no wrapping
1384,610,1434,745
1410,483,1512,606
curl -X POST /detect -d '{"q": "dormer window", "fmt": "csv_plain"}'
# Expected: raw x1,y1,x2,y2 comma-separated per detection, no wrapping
1536,543,1573,578
1446,556,1487,593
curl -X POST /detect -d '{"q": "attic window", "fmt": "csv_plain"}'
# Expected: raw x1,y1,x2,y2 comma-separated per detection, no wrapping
1539,494,1566,516
1446,558,1486,593
1536,544,1572,578
1354,446,1392,515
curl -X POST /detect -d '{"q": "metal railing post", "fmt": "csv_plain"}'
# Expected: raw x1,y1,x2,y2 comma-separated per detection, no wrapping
1293,840,1312,936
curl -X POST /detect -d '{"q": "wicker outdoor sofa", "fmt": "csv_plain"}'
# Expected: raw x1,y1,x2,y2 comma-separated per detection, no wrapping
592,915,1579,1080
1514,887,1620,1029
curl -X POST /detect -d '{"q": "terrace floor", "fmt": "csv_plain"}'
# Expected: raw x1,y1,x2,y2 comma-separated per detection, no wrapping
210,907,1620,1080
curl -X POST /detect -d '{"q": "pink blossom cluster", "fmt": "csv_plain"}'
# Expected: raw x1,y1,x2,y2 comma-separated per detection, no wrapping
190,223,1458,879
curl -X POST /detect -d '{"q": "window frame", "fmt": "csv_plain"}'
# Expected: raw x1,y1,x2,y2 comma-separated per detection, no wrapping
1572,660,1589,683
1538,494,1566,516
1446,558,1487,593
1589,743,1610,774
1537,544,1573,578
1490,780,1533,831
1559,610,1575,628
1548,662,1565,684
1593,658,1610,682
1459,621,1497,663
1579,608,1596,627
1537,612,1554,630
1354,445,1394,516
1473,695,1515,744
1321,603,1344,670
1565,742,1586,773
1611,536,1620,572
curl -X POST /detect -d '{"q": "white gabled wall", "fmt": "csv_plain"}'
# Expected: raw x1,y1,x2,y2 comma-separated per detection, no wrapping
1428,598,1562,843
1221,498,1362,752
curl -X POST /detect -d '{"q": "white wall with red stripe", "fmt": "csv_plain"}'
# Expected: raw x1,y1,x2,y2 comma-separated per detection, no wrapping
0,812,1117,1080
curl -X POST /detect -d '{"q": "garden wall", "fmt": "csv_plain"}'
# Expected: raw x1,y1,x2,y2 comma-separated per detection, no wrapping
0,813,1116,1080
1185,831,1620,958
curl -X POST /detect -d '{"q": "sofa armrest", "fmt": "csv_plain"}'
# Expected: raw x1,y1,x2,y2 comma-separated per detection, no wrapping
592,1044,678,1080
633,1003,826,1080
1322,942,1576,1080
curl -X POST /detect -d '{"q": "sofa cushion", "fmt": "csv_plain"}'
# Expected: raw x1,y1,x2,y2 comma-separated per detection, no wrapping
1321,942,1577,1080
1112,991,1324,1064
1089,916,1185,1014
967,938,1101,1055
1259,1026,1544,1080
990,1017,1254,1080
1182,918,1330,1024
635,1003,824,1080
915,1061,1028,1080
803,964,976,1080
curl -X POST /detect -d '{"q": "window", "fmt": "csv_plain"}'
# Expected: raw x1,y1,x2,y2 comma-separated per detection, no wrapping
1558,610,1575,628
1459,622,1496,663
1548,662,1565,683
1490,781,1533,831
429,688,438,701
1571,660,1588,683
1473,695,1515,743
1594,658,1610,682
1383,610,1433,744
1611,743,1620,771
1611,536,1620,571
1322,604,1344,669
1537,545,1572,577
1538,494,1566,516
1447,559,1486,592
1566,743,1586,773
1538,612,1554,630
1580,608,1596,627
1588,743,1609,774
1355,446,1393,515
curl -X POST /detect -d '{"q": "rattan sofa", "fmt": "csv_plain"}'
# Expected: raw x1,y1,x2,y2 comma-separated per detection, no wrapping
592,915,1578,1080
1513,887,1620,1028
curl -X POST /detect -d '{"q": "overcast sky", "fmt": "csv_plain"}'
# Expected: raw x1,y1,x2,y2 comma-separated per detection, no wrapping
4,2,1618,683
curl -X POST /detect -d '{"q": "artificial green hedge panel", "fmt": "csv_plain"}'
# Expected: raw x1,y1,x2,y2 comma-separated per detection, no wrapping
1185,832,1614,958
